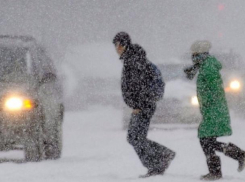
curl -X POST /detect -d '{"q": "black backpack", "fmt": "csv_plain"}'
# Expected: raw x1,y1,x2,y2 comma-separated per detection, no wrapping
150,64,165,101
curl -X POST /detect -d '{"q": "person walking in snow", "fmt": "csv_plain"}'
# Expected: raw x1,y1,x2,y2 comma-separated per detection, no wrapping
113,32,175,178
184,40,245,181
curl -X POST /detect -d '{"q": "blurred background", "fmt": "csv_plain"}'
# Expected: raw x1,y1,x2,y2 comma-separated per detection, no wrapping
1,0,245,110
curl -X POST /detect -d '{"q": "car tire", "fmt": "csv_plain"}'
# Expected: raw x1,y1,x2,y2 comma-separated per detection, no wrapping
43,105,63,160
24,122,44,162
0,137,6,151
24,107,45,162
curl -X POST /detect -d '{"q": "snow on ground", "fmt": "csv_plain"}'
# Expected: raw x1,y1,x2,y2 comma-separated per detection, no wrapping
0,106,244,182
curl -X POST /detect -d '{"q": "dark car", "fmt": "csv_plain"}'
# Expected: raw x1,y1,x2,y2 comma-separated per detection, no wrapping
0,35,64,161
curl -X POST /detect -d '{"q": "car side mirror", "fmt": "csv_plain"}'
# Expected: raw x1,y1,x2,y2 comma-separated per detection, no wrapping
39,72,57,85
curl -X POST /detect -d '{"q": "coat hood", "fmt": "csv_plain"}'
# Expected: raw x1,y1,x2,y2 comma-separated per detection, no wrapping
204,56,222,71
132,44,146,57
120,43,146,61
213,58,222,71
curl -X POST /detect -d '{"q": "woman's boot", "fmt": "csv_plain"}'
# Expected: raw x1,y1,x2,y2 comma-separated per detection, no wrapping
201,156,222,181
224,143,245,172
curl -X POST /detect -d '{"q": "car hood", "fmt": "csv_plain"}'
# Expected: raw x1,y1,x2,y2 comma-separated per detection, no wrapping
0,75,38,99
164,79,196,105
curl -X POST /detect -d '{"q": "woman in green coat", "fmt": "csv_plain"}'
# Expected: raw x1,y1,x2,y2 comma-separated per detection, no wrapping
184,40,245,181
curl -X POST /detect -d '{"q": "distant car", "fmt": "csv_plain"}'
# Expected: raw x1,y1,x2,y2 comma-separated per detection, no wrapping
122,63,201,130
214,50,245,115
0,35,64,161
122,51,245,129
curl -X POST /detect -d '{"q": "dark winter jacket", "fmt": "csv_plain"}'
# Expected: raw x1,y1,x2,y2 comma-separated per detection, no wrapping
120,44,157,110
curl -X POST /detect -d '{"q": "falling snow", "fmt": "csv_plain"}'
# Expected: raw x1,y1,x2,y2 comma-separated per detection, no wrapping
0,0,245,181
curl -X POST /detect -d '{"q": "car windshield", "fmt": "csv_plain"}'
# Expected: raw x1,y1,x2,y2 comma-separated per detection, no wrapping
158,64,186,82
0,47,29,77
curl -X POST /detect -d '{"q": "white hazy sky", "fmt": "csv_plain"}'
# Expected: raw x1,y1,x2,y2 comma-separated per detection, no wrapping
1,0,245,62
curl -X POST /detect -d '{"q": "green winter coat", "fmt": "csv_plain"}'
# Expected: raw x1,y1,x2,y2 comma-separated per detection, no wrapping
197,56,232,138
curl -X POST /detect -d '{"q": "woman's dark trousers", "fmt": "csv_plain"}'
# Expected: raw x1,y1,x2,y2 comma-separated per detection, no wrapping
200,137,245,174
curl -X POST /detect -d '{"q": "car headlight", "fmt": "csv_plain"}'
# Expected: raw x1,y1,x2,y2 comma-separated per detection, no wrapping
229,80,241,91
191,96,199,106
4,96,34,111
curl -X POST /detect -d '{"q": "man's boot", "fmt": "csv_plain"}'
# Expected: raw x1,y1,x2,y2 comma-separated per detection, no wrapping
139,168,163,178
139,149,176,178
163,149,176,171
224,143,245,172
201,156,222,181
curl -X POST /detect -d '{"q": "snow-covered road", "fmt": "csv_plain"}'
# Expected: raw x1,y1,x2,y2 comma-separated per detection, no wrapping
0,106,244,182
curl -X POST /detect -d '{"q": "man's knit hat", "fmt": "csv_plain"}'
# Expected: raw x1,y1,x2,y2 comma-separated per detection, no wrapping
113,32,131,47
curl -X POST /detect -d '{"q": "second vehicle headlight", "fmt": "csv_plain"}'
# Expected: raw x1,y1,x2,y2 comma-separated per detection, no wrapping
230,80,241,91
191,96,199,106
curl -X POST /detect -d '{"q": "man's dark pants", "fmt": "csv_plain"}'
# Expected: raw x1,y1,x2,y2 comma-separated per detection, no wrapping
127,104,170,171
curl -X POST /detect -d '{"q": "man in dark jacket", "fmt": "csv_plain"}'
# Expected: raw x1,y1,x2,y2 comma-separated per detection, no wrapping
113,32,175,178
184,40,245,181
